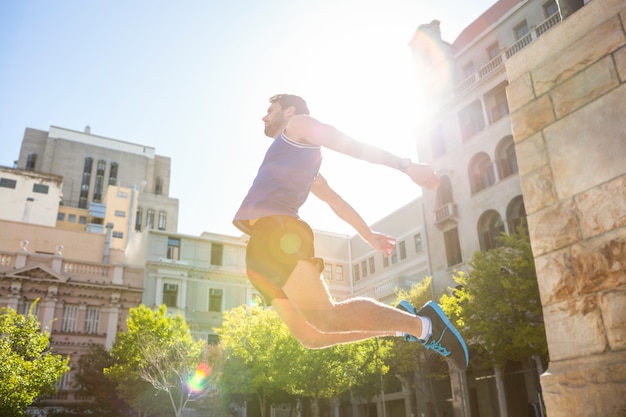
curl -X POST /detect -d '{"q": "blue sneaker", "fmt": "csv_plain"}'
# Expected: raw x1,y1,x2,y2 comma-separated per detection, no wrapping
396,300,469,371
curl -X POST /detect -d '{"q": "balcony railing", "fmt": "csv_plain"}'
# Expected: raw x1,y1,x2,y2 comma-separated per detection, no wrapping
435,203,458,224
455,12,562,96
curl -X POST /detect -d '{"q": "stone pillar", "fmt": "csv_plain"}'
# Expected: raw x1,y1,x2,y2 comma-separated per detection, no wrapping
504,0,626,415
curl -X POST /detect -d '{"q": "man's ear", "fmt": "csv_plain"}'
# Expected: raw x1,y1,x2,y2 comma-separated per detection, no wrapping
284,106,296,117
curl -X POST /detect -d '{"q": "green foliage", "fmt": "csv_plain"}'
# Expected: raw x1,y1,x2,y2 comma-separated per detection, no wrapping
105,305,210,417
440,226,548,368
217,305,296,417
0,306,69,417
217,305,393,417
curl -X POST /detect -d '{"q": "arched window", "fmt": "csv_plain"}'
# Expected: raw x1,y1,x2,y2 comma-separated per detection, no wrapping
437,175,454,206
496,136,518,179
507,196,528,235
469,152,495,194
478,210,505,250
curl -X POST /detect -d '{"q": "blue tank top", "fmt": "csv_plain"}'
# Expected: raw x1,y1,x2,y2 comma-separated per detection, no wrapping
233,131,322,234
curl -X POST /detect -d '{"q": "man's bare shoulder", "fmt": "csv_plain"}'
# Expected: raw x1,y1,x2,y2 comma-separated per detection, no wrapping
285,115,335,146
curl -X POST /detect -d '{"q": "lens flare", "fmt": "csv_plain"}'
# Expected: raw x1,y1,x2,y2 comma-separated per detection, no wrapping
187,363,211,394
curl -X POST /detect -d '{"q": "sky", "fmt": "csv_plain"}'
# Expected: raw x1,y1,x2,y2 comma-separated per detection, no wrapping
0,0,495,238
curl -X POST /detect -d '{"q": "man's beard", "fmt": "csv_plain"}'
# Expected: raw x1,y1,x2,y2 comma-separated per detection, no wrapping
264,116,284,138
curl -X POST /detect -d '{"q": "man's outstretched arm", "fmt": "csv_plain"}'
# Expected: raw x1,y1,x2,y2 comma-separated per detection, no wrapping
310,174,396,256
285,115,440,190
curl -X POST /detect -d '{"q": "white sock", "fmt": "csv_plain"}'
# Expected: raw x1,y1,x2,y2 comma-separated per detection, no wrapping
395,316,432,340
417,315,432,340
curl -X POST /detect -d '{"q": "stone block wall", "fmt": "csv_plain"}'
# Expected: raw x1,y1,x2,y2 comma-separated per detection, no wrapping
505,0,626,415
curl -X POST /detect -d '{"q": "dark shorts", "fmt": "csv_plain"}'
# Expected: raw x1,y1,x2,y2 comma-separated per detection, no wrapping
246,215,324,305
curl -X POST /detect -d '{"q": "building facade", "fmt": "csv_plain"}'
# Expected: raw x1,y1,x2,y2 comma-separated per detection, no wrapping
505,0,626,414
0,217,144,408
408,0,564,415
16,125,179,235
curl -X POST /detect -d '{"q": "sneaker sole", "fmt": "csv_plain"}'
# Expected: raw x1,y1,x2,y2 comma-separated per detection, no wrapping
424,301,469,369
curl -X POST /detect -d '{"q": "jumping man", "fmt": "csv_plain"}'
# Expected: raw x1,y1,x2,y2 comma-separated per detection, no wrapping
233,94,468,371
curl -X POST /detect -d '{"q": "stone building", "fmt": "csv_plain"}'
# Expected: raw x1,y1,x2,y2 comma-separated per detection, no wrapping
505,0,626,414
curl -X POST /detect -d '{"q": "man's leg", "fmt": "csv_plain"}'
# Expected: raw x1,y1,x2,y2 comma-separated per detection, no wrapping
279,260,424,347
271,298,390,348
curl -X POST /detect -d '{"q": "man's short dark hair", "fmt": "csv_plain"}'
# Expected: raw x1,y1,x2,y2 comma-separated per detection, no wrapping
269,94,309,115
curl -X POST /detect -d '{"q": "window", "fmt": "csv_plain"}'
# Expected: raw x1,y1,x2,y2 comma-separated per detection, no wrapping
146,209,154,229
208,334,220,345
0,178,17,189
478,211,505,251
487,42,500,60
84,307,100,334
486,83,510,124
208,288,223,312
167,238,181,260
23,300,40,317
414,233,423,252
469,153,496,194
57,212,66,221
368,257,375,274
323,263,332,280
211,244,223,266
459,100,485,141
444,228,463,267
507,196,528,235
79,215,87,224
158,211,167,230
383,255,389,268
79,158,93,209
114,210,126,217
163,283,178,307
109,162,118,185
135,207,143,231
361,260,368,278
26,153,37,170
93,160,106,203
57,368,71,390
353,264,361,281
33,183,49,194
437,176,454,207
391,248,398,264
112,231,124,239
68,214,76,223
514,20,530,40
335,265,344,281
497,137,519,179
399,241,407,260
62,305,78,332
544,0,558,17
117,191,128,198
155,176,163,195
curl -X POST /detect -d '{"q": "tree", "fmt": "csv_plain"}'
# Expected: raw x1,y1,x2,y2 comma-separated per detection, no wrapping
217,305,296,417
441,226,547,367
440,226,548,417
69,344,133,417
0,306,69,417
105,305,211,417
